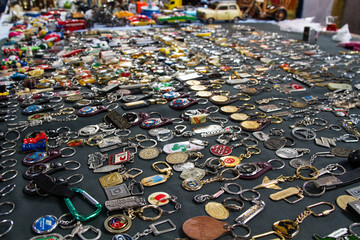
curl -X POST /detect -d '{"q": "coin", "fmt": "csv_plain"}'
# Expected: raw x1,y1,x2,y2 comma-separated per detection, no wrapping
331,147,352,158
166,152,188,164
138,148,160,160
148,192,171,206
336,195,358,211
196,91,213,98
276,148,299,159
229,113,249,121
220,105,239,114
205,202,229,220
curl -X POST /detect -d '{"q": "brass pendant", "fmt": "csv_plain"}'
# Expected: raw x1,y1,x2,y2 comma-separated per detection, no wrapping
230,113,249,121
205,202,229,220
220,105,239,114
138,148,161,160
240,120,261,130
166,152,188,164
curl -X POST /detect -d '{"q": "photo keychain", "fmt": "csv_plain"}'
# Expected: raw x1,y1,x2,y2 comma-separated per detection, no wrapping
22,103,64,115
168,97,208,110
76,103,118,117
140,112,184,129
22,147,76,166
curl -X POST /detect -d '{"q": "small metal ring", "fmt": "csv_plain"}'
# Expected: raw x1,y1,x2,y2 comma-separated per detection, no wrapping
59,107,75,115
197,98,208,105
66,174,84,185
134,134,148,142
227,223,251,238
267,159,285,170
0,149,15,157
78,125,100,136
57,213,77,229
283,137,296,147
0,219,13,238
241,138,258,148
219,168,241,181
0,159,17,169
86,135,104,146
59,147,76,157
313,117,328,126
349,223,360,237
171,118,184,124
302,181,326,197
114,129,131,137
0,184,16,197
0,202,15,216
239,189,260,202
138,139,157,149
5,130,20,142
206,105,219,114
155,196,181,215
296,165,319,180
56,126,71,134
0,169,18,181
1,141,16,150
63,161,81,171
3,115,16,121
222,197,244,211
137,205,163,221
222,183,243,195
329,124,342,131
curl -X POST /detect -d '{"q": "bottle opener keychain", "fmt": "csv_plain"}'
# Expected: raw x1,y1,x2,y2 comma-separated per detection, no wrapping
168,98,208,110
22,147,76,166
122,112,151,126
236,159,285,180
22,103,64,115
140,112,183,129
182,216,250,240
76,103,118,117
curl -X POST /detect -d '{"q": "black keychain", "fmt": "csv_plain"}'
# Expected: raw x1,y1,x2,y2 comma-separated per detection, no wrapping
22,103,64,115
122,112,151,126
140,112,183,129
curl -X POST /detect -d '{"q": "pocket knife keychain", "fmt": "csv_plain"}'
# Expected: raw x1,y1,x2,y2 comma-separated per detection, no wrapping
141,161,173,187
182,216,250,240
122,112,151,126
271,202,335,238
169,98,208,110
140,112,183,129
22,147,76,166
22,103,64,115
236,159,285,180
76,103,118,117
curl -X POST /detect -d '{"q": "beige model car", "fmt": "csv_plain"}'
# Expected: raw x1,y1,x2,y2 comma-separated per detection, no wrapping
196,1,243,24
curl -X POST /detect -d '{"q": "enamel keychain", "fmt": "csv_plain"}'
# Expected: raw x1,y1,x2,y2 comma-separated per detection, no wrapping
168,98,208,110
77,103,118,117
122,112,151,126
141,161,173,187
22,103,64,115
22,147,76,166
140,112,183,129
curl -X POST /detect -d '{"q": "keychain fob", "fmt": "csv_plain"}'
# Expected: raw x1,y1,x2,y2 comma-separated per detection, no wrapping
22,104,55,115
22,150,62,166
121,100,152,110
181,108,210,121
162,92,189,101
77,105,108,117
122,112,151,126
23,162,66,180
169,98,198,110
20,98,50,108
74,99,104,109
237,162,273,180
140,117,173,129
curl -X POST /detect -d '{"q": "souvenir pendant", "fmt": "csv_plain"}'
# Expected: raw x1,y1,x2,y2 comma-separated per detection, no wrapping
138,148,161,160
219,155,242,167
162,140,207,154
240,119,271,131
210,144,232,156
273,220,300,239
122,112,151,126
141,174,169,187
104,214,132,234
76,105,108,117
182,216,231,240
148,192,171,206
181,108,210,121
32,215,58,234
140,117,173,129
169,98,199,110
236,162,273,180
108,151,134,165
22,104,53,115
180,168,206,180
99,172,125,188
22,150,61,166
162,92,189,100
205,202,230,220
173,162,196,172
182,178,203,191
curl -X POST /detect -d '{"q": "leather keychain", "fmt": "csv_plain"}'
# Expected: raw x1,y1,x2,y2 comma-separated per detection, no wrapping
140,112,183,129
122,112,151,126
22,103,64,115
182,216,250,240
121,98,167,110
169,98,208,110
76,103,118,117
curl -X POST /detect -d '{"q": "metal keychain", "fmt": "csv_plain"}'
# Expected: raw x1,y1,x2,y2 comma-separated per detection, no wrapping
235,189,265,224
23,160,81,179
0,219,13,238
194,182,243,203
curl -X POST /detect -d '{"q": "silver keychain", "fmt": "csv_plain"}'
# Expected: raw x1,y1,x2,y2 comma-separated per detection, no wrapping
194,182,242,203
235,189,265,225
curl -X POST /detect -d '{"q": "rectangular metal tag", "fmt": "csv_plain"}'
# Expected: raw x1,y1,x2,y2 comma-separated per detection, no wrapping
108,151,130,165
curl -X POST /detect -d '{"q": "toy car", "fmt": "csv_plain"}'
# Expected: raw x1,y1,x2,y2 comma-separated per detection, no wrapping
196,1,243,24
129,15,155,26
156,12,197,24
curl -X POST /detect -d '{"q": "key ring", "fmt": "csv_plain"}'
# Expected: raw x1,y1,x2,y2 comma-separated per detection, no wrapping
138,139,157,149
0,169,18,181
85,135,104,146
59,147,76,157
219,168,241,181
0,219,13,238
296,165,319,180
58,213,77,229
224,223,251,238
239,189,261,202
267,159,285,170
0,159,17,169
1,141,16,150
222,182,243,195
349,222,360,237
222,197,244,211
302,180,326,197
0,184,16,197
324,163,346,176
63,161,81,171
155,195,181,215
240,138,259,148
5,130,20,142
306,201,335,217
137,205,163,221
0,202,15,216
114,129,131,137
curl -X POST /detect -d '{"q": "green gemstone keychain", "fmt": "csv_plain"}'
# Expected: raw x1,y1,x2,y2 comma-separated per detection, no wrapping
272,202,335,238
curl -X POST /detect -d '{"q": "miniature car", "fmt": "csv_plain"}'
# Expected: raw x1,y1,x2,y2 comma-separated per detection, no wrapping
156,12,197,24
196,1,243,24
129,15,155,26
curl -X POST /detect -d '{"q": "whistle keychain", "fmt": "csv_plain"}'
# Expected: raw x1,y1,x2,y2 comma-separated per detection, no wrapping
209,93,250,106
121,98,167,110
271,202,335,238
22,147,76,166
141,161,173,187
236,159,285,180
140,112,183,129
77,103,118,117
169,98,208,110
122,112,151,126
22,103,64,115
182,216,250,240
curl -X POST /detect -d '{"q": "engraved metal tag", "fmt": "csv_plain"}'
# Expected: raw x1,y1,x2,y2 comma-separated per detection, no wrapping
193,125,223,134
104,183,131,200
173,162,195,172
105,196,146,211
99,172,124,188
180,167,206,180
98,136,122,149
106,110,131,129
269,187,303,203
289,158,311,169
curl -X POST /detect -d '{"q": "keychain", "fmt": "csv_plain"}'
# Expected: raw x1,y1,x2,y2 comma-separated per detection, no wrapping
140,112,183,129
162,138,208,154
22,103,64,115
236,159,285,180
182,216,250,240
159,91,190,100
99,168,143,188
209,93,250,105
180,105,219,123
122,112,151,126
240,117,283,132
137,139,162,160
22,147,76,166
235,189,266,225
141,161,173,187
108,145,137,165
20,96,62,108
271,202,335,238
23,161,81,180
194,182,242,203
73,99,105,109
77,103,118,117
27,107,75,122
121,98,167,110
220,103,255,114
32,213,76,234
169,98,208,110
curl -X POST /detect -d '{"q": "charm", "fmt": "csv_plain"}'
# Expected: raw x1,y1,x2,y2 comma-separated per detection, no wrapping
205,202,230,220
210,144,232,156
141,162,173,187
104,214,132,234
180,168,206,180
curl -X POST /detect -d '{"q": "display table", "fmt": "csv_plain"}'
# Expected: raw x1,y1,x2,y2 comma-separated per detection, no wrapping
1,22,360,240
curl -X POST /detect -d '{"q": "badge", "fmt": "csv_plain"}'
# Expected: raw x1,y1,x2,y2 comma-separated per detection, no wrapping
205,202,229,220
32,215,58,234
180,168,206,180
148,192,171,206
104,214,132,234
210,144,232,156
182,178,203,191
220,156,241,167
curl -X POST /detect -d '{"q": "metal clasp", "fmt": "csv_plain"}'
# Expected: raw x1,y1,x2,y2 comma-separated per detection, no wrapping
306,201,335,217
152,161,172,176
149,219,176,236
64,221,101,240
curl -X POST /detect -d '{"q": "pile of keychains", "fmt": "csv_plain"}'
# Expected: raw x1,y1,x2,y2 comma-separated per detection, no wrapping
1,20,360,240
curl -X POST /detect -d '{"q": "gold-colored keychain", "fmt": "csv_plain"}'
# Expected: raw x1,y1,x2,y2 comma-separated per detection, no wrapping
99,168,143,188
141,161,173,187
